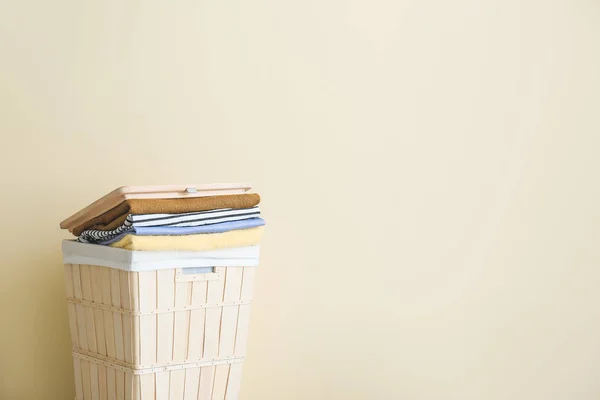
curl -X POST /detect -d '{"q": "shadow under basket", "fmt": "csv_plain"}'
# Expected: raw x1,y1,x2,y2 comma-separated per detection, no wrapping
62,240,261,400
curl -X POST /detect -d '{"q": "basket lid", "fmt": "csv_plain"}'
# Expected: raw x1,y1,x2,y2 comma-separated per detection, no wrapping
59,183,252,230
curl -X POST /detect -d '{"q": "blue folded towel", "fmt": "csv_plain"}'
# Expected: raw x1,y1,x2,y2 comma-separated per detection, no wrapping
97,217,266,245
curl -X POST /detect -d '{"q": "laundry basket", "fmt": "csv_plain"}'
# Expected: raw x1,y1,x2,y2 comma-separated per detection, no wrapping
60,183,262,400
63,242,260,399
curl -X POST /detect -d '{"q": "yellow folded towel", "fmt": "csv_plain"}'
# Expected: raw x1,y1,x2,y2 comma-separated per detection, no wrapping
108,226,264,251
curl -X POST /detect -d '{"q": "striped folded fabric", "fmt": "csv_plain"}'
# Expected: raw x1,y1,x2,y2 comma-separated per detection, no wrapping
96,218,265,245
77,206,260,244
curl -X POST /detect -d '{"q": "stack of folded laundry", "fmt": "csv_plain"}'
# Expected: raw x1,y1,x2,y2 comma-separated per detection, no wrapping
69,193,264,251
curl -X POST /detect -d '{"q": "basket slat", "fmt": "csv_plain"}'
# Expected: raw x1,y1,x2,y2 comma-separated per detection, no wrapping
139,375,154,399
82,359,92,399
169,369,185,400
155,371,170,399
106,367,115,400
99,268,116,360
171,277,191,399
124,371,134,400
188,280,208,360
115,370,124,400
138,271,157,366
98,364,107,400
74,357,84,400
240,267,256,302
173,281,191,361
81,265,98,354
184,368,201,399
198,366,216,399
65,265,81,350
132,374,141,400
235,267,255,357
212,364,230,399
90,362,99,400
225,363,244,400
234,305,252,358
119,271,134,365
220,267,243,357
91,266,107,357
73,265,89,351
157,270,175,365
129,272,140,366
204,268,226,359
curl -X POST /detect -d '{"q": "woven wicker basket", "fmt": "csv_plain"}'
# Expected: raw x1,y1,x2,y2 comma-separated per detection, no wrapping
62,241,260,400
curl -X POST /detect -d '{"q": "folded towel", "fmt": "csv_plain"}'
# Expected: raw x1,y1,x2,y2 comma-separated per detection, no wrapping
93,218,266,245
78,206,261,243
72,193,260,236
108,226,265,251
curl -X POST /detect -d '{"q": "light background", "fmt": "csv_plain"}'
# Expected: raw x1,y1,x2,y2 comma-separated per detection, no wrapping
1,1,600,399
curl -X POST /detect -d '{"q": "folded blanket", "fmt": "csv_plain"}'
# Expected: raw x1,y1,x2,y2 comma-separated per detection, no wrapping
77,206,261,243
93,218,265,245
72,193,260,236
108,226,265,251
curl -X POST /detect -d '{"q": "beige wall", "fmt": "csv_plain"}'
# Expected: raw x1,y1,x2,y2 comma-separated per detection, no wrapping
1,1,600,399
